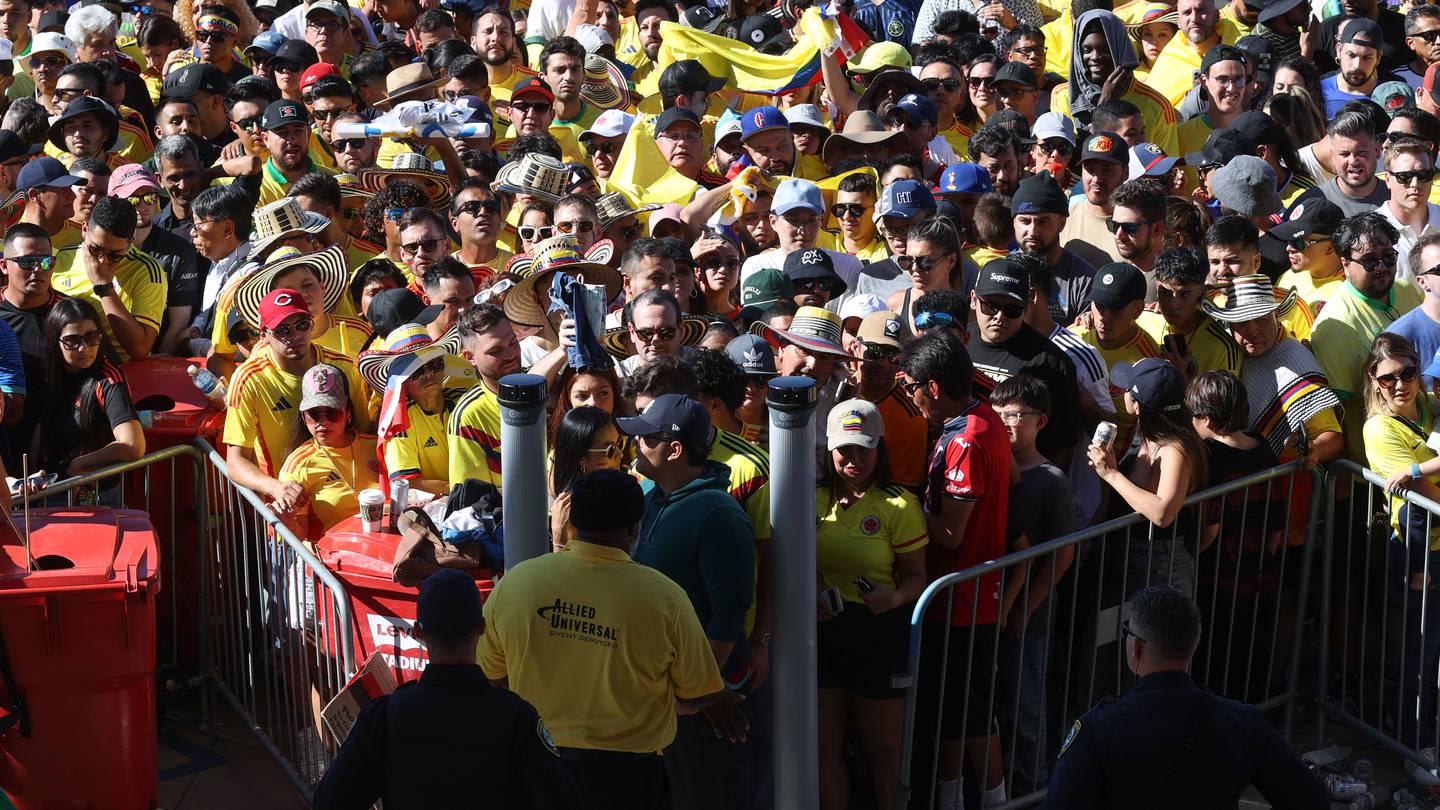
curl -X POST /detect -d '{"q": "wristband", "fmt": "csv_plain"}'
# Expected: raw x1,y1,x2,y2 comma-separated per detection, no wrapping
1413,463,1423,481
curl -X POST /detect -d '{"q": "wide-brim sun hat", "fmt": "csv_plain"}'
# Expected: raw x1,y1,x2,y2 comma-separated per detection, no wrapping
47,96,119,154
502,237,621,328
493,153,569,203
250,196,330,257
356,323,469,391
232,245,349,329
355,166,451,208
752,305,853,358
599,316,710,358
595,191,662,228
821,110,907,164
581,53,631,112
1200,273,1298,323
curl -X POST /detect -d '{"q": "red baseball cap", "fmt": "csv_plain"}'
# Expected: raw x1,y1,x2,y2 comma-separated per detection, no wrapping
259,288,311,330
1426,62,1440,94
511,76,555,103
300,62,340,90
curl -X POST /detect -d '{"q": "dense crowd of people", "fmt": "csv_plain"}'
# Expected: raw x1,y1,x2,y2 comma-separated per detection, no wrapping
2,0,1439,802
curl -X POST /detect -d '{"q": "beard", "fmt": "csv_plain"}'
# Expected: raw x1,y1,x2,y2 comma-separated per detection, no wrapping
1342,68,1373,87
483,47,513,67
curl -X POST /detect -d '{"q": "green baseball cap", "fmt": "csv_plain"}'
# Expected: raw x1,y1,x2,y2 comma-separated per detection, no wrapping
739,268,795,324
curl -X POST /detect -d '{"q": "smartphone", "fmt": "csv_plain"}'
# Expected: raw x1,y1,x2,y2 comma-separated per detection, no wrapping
1163,333,1188,357
820,586,844,615
854,576,875,595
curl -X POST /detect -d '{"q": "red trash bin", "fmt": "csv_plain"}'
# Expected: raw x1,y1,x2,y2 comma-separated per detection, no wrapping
0,508,162,810
318,517,494,684
121,357,222,671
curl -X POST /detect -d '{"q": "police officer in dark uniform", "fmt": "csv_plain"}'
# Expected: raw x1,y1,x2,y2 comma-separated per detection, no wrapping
313,569,579,809
1046,585,1327,810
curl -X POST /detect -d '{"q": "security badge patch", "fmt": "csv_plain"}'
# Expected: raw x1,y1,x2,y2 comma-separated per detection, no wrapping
1060,719,1081,756
537,718,559,756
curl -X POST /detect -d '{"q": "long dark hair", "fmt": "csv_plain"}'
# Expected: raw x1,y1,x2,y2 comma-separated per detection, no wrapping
1135,401,1209,494
818,438,897,509
550,406,620,496
41,297,121,461
546,365,630,444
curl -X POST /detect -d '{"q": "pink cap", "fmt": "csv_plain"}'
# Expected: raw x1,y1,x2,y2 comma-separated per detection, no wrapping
108,163,158,198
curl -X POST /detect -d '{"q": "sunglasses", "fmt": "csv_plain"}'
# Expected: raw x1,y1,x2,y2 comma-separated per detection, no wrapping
632,325,678,342
586,140,618,156
794,278,835,292
333,138,368,152
269,317,314,340
234,115,263,132
1288,234,1330,252
967,75,994,88
1376,365,1419,389
914,310,955,330
977,298,1025,319
1391,168,1437,186
586,439,628,462
555,219,595,234
831,203,868,219
1105,219,1153,236
518,225,554,242
126,192,159,207
303,406,345,423
1039,138,1073,155
8,255,54,273
339,206,364,220
699,257,741,272
53,87,85,101
400,237,446,256
31,55,66,70
899,378,926,395
193,30,230,43
457,199,501,217
617,222,644,240
1412,28,1440,41
922,77,962,93
58,329,102,350
1345,249,1399,273
861,343,900,362
413,357,446,378
511,101,552,114
312,108,348,121
895,254,946,274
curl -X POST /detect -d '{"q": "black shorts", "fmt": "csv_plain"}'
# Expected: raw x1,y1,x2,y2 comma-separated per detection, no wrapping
918,621,1000,740
818,602,910,699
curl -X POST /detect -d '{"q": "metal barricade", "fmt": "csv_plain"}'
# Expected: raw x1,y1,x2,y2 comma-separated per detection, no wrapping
1317,459,1440,782
194,438,358,801
898,462,1321,810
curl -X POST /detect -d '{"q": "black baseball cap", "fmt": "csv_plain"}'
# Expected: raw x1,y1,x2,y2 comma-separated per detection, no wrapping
262,99,309,129
783,247,847,296
1200,44,1248,74
1338,17,1384,50
1230,110,1286,147
568,469,647,532
1270,197,1345,241
163,62,229,98
992,60,1036,89
985,109,1036,145
617,393,712,448
974,258,1031,304
1080,130,1128,164
654,105,703,135
0,130,42,163
267,39,319,71
1258,0,1305,22
1089,262,1147,308
739,14,787,54
659,59,725,99
1183,127,1256,169
1237,35,1276,81
415,569,484,641
1011,170,1069,215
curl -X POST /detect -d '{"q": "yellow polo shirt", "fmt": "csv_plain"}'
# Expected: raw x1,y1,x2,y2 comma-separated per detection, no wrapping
816,483,928,603
1072,324,1161,451
51,244,167,361
476,539,724,753
1049,80,1180,158
1278,267,1345,315
1136,311,1243,377
1147,19,1242,107
1364,405,1440,550
258,157,339,207
384,391,464,484
447,379,503,488
279,434,382,540
222,344,371,476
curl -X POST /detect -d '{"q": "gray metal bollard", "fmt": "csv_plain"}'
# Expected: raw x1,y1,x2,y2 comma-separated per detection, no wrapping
498,373,548,570
768,375,819,810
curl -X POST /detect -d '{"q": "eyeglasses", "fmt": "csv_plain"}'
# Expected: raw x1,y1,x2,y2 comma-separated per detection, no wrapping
31,56,67,70
1039,138,1073,156
457,199,501,217
831,202,868,219
306,17,345,32
58,329,102,350
699,257,741,272
303,406,345,423
1376,365,1420,389
1391,168,1437,186
922,77,961,93
1105,219,1153,236
586,439,627,462
193,30,231,43
1288,235,1330,251
518,225,554,242
413,357,446,379
1009,45,1043,56
632,325,678,342
1121,619,1147,644
586,140,618,156
85,242,127,264
511,101,552,114
400,237,446,256
234,115,263,132
780,214,820,231
1205,74,1246,87
53,86,85,101
126,192,159,207
312,108,348,121
914,310,955,330
896,254,947,274
555,219,595,234
861,343,900,362
269,317,314,340
967,75,994,88
8,255,54,273
1345,249,1399,273
977,298,1025,319
997,409,1042,424
333,138,368,152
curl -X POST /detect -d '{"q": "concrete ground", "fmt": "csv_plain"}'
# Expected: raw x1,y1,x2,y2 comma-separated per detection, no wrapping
157,692,306,810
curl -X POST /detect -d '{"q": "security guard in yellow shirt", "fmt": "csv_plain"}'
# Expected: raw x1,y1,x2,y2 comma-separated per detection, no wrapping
477,469,747,810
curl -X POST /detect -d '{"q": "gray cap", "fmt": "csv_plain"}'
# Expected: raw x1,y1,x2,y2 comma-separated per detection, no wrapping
725,333,777,377
1211,155,1281,219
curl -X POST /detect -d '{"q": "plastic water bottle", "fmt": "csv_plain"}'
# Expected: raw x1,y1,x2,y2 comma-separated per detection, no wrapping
187,364,226,405
137,410,156,428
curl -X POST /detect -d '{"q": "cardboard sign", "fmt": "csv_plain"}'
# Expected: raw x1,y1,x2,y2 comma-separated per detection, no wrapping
321,650,399,743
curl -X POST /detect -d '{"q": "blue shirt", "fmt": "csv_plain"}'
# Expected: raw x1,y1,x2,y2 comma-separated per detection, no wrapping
0,317,25,396
1321,72,1373,118
1391,305,1440,382
851,0,920,44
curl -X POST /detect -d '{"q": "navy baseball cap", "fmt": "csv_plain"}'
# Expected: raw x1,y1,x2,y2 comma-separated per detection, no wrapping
936,163,993,195
890,93,937,127
1183,127,1256,169
740,105,789,143
16,156,78,192
415,569,483,642
617,393,712,448
873,179,936,223
1110,357,1185,412
1011,171,1068,215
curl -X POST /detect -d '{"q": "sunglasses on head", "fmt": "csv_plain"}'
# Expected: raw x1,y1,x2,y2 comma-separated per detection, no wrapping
1105,218,1153,236
269,317,314,340
58,329,102,350
633,325,678,342
1376,365,1419,389
303,406,345,423
914,310,955,330
384,207,418,222
977,298,1025,319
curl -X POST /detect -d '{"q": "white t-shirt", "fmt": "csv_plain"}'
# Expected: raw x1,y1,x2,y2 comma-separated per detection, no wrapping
740,247,864,316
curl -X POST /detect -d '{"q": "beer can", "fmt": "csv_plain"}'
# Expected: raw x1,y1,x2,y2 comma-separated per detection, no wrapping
1322,773,1367,800
389,479,409,532
1092,421,1118,450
